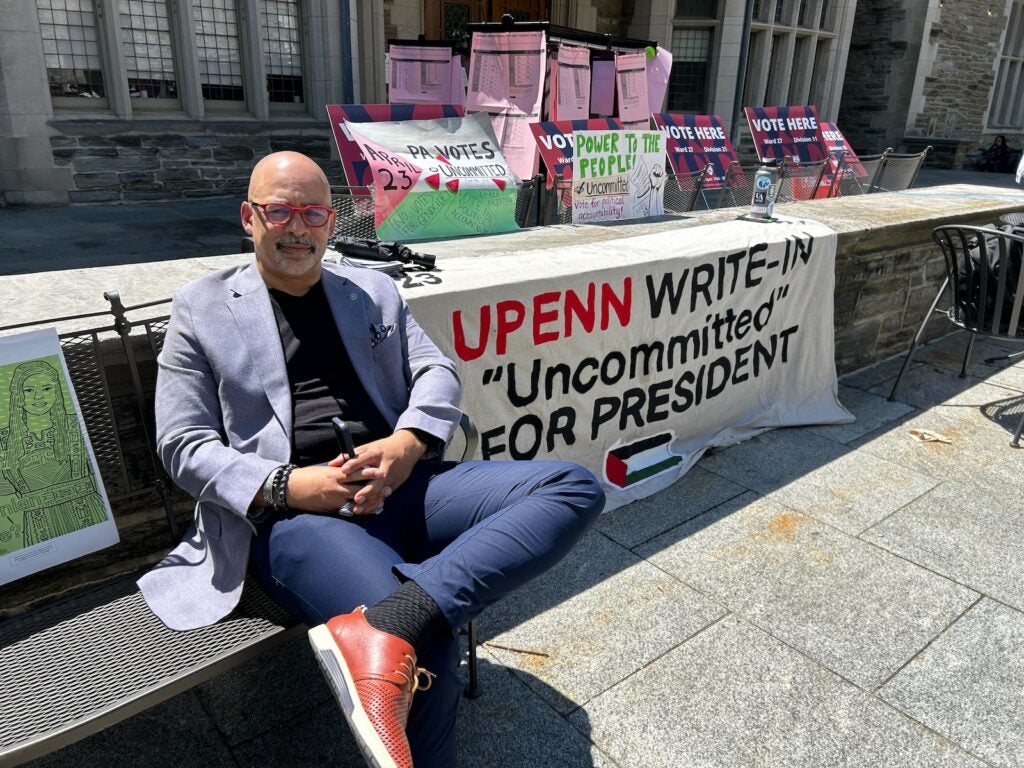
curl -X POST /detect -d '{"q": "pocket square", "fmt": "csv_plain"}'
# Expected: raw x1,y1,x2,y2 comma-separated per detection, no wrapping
370,323,396,347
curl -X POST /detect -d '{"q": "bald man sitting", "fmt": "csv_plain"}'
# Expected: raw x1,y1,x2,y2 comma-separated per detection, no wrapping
138,151,604,767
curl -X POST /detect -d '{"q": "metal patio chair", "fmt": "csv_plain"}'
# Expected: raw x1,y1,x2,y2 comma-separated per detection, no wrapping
889,225,1024,446
827,150,889,197
777,158,830,202
873,146,931,192
663,164,713,214
714,160,764,208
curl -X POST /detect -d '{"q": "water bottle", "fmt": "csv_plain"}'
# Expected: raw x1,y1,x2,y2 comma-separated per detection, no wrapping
750,164,776,219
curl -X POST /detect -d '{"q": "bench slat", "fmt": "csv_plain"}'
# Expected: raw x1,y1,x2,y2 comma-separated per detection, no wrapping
0,575,300,766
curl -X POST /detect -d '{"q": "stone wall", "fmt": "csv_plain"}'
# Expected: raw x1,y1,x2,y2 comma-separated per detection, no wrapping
907,0,1006,168
837,0,917,154
841,0,1012,168
832,234,948,373
49,119,343,204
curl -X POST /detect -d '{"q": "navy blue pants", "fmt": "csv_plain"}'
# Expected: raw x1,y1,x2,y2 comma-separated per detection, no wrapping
249,459,604,767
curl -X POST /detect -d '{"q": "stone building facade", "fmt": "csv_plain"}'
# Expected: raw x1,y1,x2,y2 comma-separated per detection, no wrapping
2,0,857,206
839,0,1022,167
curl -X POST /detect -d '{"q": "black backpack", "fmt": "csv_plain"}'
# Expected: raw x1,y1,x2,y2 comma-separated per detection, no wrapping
956,224,1023,335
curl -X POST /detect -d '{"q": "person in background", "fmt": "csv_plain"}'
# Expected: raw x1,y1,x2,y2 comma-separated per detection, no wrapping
982,135,1012,173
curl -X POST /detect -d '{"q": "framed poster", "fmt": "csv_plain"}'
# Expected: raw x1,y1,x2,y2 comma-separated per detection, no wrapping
0,329,118,585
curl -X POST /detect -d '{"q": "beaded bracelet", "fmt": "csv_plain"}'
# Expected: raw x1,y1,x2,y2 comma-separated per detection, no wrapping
273,463,297,514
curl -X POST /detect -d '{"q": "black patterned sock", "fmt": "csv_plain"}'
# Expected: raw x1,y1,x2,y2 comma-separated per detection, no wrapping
364,580,450,652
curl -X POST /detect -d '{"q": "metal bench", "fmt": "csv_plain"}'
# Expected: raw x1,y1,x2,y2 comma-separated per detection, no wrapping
0,292,479,767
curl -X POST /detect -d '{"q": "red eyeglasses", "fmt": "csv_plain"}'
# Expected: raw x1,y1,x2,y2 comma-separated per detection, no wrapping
248,201,334,228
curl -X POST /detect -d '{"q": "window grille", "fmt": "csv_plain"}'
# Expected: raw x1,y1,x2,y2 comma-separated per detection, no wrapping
194,0,245,101
261,0,305,104
674,0,717,17
667,28,711,113
119,0,178,99
989,0,1024,129
37,0,106,100
443,2,471,49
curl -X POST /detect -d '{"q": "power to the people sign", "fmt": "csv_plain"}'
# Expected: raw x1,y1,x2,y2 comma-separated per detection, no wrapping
570,129,667,224
402,217,852,511
530,118,622,185
345,112,521,240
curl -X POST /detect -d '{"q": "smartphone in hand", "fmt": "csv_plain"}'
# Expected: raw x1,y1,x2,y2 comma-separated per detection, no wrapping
332,417,357,460
332,417,359,517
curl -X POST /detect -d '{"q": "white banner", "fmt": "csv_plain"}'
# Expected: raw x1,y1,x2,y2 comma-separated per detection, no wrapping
403,217,852,511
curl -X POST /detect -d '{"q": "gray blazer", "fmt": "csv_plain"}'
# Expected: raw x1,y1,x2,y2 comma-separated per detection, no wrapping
138,260,462,631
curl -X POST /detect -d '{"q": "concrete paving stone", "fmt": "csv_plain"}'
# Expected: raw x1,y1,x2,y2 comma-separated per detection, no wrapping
230,697,367,768
573,614,986,768
477,530,634,642
594,465,746,549
840,353,922,391
863,480,1024,612
639,493,978,688
854,401,1024,490
194,633,332,745
479,529,725,713
26,691,237,768
834,330,1019,395
142,217,240,238
881,599,1024,768
458,652,617,767
806,384,917,445
871,363,1024,410
912,332,1024,380
976,393,1024,438
987,360,1024,391
700,429,938,535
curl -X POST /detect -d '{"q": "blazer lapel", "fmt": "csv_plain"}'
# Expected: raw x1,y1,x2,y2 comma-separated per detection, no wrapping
225,264,292,439
321,270,388,420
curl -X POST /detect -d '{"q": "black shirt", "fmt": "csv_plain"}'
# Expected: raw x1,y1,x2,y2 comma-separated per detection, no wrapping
268,281,391,465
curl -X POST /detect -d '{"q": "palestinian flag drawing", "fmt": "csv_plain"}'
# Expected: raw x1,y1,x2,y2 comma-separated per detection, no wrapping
604,431,682,488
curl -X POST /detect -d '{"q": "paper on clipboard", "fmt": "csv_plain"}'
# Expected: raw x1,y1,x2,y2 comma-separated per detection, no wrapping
555,44,590,120
389,45,453,105
616,51,650,129
466,30,546,179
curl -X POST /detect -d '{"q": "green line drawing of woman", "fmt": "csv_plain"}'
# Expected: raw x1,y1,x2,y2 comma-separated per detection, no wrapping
0,359,107,554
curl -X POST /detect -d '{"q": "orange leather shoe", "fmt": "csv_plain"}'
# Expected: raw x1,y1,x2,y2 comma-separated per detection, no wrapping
308,607,434,768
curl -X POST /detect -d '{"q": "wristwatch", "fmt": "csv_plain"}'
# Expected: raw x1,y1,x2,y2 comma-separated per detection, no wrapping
249,467,281,524
261,469,278,507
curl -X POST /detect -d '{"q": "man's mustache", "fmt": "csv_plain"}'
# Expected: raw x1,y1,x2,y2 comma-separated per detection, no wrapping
276,236,316,250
